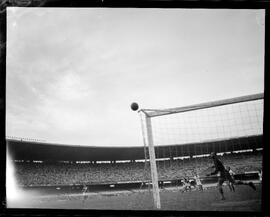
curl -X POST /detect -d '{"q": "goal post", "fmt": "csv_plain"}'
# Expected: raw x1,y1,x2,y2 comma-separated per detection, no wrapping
144,114,161,209
137,92,263,209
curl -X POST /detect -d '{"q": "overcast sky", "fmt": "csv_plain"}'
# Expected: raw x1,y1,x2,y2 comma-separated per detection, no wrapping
6,8,265,147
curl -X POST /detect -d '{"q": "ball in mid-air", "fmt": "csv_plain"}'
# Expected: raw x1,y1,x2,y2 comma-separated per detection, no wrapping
131,102,139,111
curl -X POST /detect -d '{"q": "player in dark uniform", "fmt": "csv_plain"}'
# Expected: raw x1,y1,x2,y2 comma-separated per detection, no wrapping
207,152,256,200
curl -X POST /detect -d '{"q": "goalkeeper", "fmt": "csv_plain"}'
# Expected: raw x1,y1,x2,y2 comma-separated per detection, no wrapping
207,152,256,200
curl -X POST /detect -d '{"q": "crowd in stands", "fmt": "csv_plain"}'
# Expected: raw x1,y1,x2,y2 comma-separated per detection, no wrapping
13,151,262,186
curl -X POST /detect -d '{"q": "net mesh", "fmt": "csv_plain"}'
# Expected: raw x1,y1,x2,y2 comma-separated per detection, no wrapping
139,95,263,180
150,99,263,147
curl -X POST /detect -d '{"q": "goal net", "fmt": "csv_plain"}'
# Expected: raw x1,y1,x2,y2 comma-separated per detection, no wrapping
139,93,263,208
149,93,262,144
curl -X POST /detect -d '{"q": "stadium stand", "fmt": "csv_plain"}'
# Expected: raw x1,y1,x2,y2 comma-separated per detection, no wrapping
7,136,263,187
13,151,262,186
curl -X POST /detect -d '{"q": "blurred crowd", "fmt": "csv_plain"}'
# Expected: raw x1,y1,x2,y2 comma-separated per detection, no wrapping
13,151,262,186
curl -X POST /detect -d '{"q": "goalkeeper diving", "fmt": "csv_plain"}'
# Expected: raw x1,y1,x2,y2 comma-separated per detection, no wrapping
206,152,256,200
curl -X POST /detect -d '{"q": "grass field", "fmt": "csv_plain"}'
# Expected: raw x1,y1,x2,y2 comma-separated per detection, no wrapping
8,184,261,211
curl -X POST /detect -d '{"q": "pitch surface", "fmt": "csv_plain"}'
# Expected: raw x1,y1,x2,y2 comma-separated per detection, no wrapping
8,184,261,211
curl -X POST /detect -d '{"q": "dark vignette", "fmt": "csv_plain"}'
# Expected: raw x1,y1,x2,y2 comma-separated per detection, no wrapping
0,1,269,217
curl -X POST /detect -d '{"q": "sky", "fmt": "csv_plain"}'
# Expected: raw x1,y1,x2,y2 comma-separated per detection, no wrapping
6,8,265,147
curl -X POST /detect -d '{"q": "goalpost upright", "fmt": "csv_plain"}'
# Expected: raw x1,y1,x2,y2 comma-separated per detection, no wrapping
137,92,264,210
143,113,161,209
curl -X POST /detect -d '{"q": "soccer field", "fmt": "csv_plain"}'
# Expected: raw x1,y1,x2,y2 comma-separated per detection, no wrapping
9,184,261,211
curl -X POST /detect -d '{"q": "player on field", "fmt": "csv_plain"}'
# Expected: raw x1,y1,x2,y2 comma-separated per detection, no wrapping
207,152,256,200
226,166,235,192
194,173,203,191
181,178,192,192
258,169,263,183
227,166,235,178
82,183,88,205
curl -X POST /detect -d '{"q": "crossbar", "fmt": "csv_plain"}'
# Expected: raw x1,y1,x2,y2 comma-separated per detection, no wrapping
142,93,264,118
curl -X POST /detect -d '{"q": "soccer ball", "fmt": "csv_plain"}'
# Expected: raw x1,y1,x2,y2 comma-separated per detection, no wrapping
131,102,139,111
